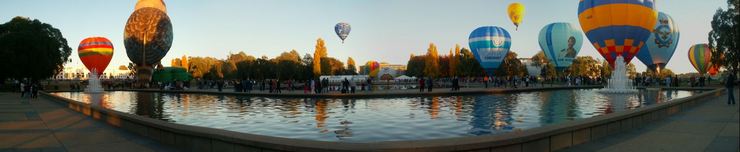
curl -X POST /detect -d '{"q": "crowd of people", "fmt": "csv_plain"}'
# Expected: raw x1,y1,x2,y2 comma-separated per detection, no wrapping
16,79,41,98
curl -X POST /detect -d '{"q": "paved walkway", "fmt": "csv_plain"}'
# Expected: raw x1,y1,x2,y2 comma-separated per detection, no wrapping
562,92,740,152
0,92,176,152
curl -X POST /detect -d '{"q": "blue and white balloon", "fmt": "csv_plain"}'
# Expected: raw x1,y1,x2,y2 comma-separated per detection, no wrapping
538,22,583,71
636,12,680,72
334,22,351,43
468,26,511,76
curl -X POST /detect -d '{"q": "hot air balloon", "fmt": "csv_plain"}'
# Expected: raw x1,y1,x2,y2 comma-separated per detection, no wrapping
637,12,680,72
688,44,713,75
538,22,583,71
135,0,166,13
507,3,525,31
78,37,114,76
125,1,173,82
578,0,658,68
366,61,380,77
335,22,351,43
469,26,511,76
708,65,720,76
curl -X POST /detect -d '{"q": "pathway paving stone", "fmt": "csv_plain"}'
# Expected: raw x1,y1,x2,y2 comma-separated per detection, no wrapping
0,93,176,152
562,93,739,152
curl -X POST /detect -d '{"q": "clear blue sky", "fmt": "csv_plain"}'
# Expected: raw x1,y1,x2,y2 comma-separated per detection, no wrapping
0,0,727,74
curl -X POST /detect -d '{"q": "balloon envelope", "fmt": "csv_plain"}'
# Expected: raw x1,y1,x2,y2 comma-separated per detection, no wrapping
135,0,167,13
708,65,719,76
368,61,380,77
637,12,679,72
688,44,713,75
507,3,525,30
538,22,583,70
78,37,114,76
468,26,511,76
334,22,351,43
124,7,173,66
578,0,658,68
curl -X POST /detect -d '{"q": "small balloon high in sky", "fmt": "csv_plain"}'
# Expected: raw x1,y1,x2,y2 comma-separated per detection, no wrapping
334,22,351,44
507,3,525,31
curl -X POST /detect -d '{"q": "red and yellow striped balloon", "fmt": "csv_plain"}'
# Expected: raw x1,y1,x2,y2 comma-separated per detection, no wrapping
688,44,712,75
78,37,114,75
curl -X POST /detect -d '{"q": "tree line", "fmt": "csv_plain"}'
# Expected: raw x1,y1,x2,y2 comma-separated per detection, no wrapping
181,38,357,81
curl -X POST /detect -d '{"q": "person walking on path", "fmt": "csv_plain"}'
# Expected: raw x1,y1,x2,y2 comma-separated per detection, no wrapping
19,81,25,98
419,78,425,92
427,78,433,92
726,73,736,105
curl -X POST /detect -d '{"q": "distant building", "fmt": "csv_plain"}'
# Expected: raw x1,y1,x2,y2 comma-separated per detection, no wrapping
54,65,132,80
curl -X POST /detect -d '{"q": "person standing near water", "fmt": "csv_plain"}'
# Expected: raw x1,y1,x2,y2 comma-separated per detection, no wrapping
427,78,433,92
726,73,736,105
419,77,425,92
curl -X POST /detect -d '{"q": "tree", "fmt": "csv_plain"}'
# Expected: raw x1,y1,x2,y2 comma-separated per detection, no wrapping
708,0,739,75
531,51,549,66
346,57,357,75
0,17,72,80
457,48,483,77
627,62,637,78
438,55,450,77
302,53,314,79
541,63,557,79
315,38,328,58
406,54,426,77
188,57,221,78
600,60,612,78
180,55,188,71
313,50,322,77
423,43,440,78
566,56,602,78
494,52,525,77
273,50,302,80
449,44,461,76
320,57,345,75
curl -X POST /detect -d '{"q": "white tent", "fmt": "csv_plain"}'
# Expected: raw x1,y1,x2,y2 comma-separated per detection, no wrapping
394,75,415,80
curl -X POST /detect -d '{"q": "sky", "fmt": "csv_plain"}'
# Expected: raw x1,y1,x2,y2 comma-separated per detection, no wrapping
0,0,728,74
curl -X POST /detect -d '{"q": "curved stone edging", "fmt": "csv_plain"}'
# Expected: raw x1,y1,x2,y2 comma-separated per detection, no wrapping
40,87,724,152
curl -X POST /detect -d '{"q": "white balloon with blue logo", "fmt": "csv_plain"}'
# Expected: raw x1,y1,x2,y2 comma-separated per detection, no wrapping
468,26,511,76
636,12,679,72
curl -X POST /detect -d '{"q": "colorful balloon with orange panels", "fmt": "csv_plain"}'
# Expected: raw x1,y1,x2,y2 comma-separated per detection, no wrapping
78,37,114,76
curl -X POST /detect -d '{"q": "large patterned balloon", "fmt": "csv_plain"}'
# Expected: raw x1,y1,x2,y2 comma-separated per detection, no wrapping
469,26,511,76
688,44,713,75
507,3,525,31
135,0,166,13
78,37,113,76
124,7,173,66
578,0,658,68
334,22,351,43
637,12,680,72
538,22,583,70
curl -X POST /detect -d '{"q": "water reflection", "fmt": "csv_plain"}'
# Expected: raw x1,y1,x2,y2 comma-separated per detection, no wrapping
53,89,700,142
